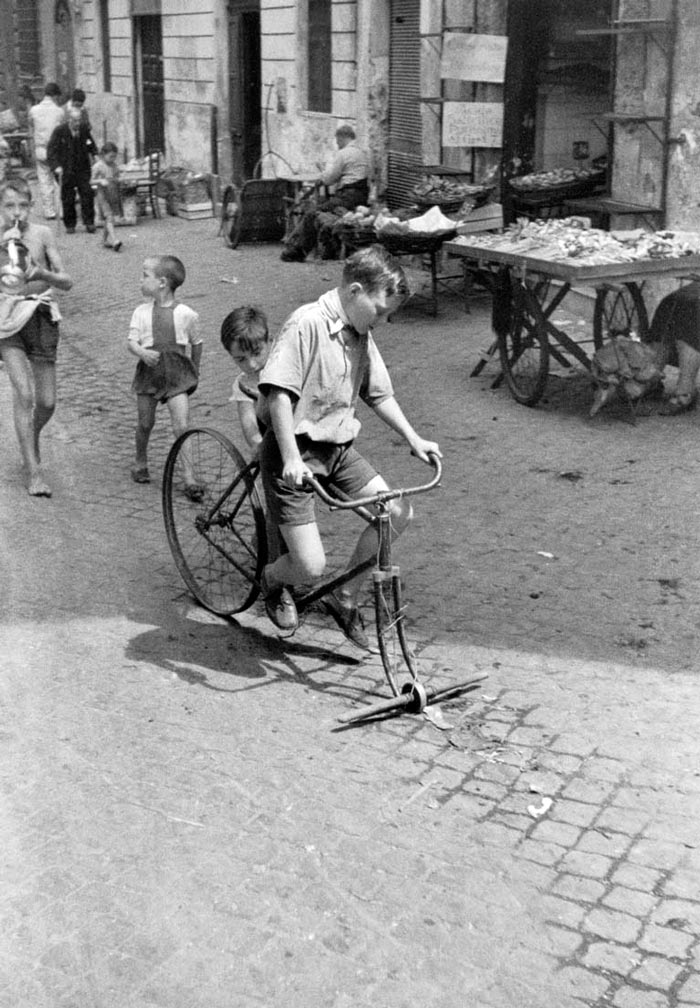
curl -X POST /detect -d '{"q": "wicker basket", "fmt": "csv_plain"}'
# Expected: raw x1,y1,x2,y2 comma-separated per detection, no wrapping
378,230,456,255
508,172,605,202
335,223,377,251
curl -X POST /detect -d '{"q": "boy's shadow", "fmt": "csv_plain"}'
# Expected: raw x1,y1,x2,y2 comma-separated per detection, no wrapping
125,596,379,708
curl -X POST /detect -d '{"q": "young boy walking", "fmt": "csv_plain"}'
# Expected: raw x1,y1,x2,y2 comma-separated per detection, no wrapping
256,244,441,647
0,178,73,496
127,255,203,495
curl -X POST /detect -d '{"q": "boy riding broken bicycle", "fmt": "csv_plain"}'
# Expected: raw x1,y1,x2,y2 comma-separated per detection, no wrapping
256,244,442,648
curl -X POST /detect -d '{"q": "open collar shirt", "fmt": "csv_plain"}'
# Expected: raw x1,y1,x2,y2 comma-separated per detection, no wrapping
257,288,394,444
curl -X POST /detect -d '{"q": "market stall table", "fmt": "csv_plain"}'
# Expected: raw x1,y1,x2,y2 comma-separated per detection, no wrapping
444,236,700,407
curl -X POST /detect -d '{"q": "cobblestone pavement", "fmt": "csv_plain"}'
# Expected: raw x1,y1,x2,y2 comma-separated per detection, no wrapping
1,208,700,1007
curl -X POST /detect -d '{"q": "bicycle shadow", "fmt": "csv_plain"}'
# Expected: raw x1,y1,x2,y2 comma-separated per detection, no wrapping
124,595,381,709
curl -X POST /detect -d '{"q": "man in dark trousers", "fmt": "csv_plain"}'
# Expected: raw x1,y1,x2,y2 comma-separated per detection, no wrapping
47,106,97,233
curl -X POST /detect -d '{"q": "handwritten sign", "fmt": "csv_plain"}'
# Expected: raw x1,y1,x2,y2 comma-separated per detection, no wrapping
442,102,504,148
440,33,508,83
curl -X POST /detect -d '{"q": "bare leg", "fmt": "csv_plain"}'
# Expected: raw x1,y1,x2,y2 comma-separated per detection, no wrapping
0,345,52,496
31,359,57,463
264,522,326,588
166,392,197,485
134,394,157,472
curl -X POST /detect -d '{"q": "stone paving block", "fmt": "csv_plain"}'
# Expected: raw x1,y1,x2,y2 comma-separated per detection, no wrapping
612,987,673,1008
638,923,694,959
549,799,600,829
679,972,700,1002
651,899,700,933
561,778,618,804
559,849,614,880
554,965,611,1002
552,874,607,904
630,954,684,991
582,940,641,975
584,907,643,943
628,839,690,872
576,828,630,859
536,751,583,775
529,819,582,847
545,923,584,958
603,885,658,918
516,838,568,867
596,804,651,835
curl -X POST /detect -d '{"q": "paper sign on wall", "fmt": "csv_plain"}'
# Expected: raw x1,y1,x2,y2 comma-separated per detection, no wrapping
440,33,508,83
442,102,504,148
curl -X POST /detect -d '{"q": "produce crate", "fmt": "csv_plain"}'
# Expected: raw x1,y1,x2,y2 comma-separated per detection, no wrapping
176,201,213,220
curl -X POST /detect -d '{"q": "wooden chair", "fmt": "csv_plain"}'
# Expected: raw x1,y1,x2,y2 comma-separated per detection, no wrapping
134,151,161,219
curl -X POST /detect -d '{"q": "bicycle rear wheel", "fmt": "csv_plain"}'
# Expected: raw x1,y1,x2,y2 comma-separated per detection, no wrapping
163,428,267,615
373,569,419,697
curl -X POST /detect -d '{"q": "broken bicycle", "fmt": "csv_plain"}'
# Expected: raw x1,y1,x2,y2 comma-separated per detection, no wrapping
162,427,485,723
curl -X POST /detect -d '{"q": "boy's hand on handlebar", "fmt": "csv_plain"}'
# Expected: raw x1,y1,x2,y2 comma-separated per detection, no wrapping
409,438,442,464
282,457,312,488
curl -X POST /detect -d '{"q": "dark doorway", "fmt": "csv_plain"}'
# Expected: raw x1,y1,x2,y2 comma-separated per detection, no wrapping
136,14,164,155
228,0,261,184
54,0,75,99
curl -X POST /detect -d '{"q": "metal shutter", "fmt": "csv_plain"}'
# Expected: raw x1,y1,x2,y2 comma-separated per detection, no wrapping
387,0,421,208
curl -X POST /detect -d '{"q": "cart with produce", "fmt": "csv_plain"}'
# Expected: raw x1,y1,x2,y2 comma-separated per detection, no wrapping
508,166,606,220
444,219,700,410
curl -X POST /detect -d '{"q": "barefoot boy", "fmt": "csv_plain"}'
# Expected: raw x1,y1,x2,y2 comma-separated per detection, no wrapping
0,178,72,496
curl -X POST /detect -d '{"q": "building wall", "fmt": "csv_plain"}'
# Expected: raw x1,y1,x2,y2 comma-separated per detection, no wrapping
260,0,388,192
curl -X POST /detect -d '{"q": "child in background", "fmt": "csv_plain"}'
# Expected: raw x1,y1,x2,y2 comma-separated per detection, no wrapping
91,142,122,251
127,254,203,497
220,305,271,453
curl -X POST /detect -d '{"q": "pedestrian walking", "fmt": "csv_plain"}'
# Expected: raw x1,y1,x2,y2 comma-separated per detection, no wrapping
90,142,122,251
0,178,73,497
255,244,441,642
47,106,97,234
220,305,271,453
127,255,203,496
27,83,65,221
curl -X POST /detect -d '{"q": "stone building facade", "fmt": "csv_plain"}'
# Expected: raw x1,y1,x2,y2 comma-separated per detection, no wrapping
1,0,700,232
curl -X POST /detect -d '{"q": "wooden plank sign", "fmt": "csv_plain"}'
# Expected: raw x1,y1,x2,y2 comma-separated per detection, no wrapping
442,102,504,149
440,33,508,83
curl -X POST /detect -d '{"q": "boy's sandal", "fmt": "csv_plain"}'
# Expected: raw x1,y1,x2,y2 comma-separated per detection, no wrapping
183,483,205,502
660,390,698,416
130,466,151,484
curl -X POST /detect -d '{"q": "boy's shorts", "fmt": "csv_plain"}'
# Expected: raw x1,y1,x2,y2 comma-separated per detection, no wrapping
0,306,59,364
260,430,378,528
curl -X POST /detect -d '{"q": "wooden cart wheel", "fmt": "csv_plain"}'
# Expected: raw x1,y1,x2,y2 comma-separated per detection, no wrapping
593,283,649,350
498,284,550,406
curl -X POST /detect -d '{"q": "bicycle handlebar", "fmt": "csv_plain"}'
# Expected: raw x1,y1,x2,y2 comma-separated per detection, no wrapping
303,453,442,510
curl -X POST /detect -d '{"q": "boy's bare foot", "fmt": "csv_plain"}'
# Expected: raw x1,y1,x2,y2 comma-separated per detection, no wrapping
27,475,52,497
130,466,151,484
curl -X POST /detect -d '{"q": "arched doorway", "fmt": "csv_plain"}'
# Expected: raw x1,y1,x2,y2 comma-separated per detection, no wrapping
55,0,76,98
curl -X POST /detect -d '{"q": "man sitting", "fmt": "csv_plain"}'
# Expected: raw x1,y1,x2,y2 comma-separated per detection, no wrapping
281,124,370,262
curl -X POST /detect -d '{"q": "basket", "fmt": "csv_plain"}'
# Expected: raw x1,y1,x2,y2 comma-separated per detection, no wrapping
413,185,493,214
508,172,605,202
378,230,456,255
335,222,377,251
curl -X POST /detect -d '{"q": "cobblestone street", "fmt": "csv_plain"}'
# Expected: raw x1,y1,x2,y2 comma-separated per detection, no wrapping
2,208,700,1007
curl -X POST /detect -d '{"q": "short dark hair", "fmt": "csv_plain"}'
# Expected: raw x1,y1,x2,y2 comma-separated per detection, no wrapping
151,255,186,291
71,88,86,104
101,141,118,156
0,178,33,202
44,82,61,98
342,244,410,299
221,306,269,354
335,124,356,141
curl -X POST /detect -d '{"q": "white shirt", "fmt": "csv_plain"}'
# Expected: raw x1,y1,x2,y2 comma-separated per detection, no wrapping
29,97,65,160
